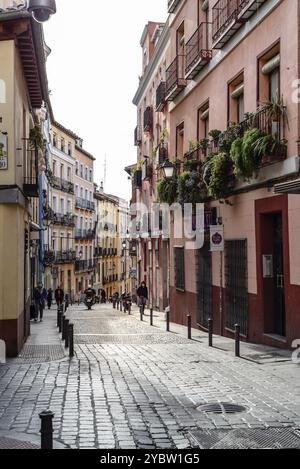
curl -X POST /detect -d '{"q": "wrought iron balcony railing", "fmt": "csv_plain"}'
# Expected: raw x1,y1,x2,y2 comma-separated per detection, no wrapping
52,213,75,227
185,22,212,79
75,229,95,240
44,249,76,265
156,82,166,112
144,106,153,133
134,126,142,146
166,55,186,101
48,175,74,194
75,259,96,273
75,197,95,211
212,0,267,49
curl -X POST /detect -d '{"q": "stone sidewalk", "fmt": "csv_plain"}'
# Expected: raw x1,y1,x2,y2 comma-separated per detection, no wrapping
0,303,300,449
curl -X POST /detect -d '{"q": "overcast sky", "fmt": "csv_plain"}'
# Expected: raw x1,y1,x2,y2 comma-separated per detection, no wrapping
44,0,167,201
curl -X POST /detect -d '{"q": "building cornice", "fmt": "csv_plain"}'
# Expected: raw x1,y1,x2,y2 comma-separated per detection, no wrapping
133,22,170,106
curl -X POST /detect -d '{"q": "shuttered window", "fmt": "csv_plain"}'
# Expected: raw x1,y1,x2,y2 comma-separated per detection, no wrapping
174,247,185,291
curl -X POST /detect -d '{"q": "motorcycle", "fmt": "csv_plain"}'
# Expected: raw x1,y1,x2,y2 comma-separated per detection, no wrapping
85,296,94,310
122,294,132,314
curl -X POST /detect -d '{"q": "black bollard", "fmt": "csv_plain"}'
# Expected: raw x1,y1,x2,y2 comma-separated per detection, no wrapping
69,324,74,358
39,410,54,450
120,301,123,312
166,308,170,332
187,315,192,340
62,316,67,341
235,323,241,357
56,308,60,328
58,310,63,334
140,306,143,322
64,319,70,348
150,308,153,326
208,318,213,347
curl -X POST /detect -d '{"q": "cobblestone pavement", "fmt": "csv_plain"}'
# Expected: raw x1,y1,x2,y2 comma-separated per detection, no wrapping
0,304,300,449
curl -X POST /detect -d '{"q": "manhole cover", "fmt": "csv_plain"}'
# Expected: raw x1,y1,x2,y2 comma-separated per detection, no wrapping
197,402,248,414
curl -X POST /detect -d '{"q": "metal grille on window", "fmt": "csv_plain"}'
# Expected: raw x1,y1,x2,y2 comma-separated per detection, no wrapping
197,243,212,329
174,247,185,291
225,240,248,336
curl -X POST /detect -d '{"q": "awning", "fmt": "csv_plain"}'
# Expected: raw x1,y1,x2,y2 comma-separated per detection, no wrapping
231,83,244,99
262,54,280,75
274,179,300,195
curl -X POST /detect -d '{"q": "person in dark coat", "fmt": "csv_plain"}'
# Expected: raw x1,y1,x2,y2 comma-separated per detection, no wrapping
137,282,148,311
47,289,53,310
33,283,47,322
55,286,64,306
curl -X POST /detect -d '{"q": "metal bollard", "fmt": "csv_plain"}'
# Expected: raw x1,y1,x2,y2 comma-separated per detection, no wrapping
187,315,192,340
39,410,54,450
64,319,70,348
56,308,60,328
166,308,170,332
69,324,74,358
235,323,240,357
140,307,143,322
58,310,63,333
62,316,67,341
208,318,213,347
128,303,131,315
117,300,119,311
120,301,123,312
150,308,153,326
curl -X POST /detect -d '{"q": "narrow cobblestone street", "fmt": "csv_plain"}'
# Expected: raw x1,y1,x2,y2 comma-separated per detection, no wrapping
0,303,300,449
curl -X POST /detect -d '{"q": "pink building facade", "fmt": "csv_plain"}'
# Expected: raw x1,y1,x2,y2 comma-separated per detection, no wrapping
132,0,300,349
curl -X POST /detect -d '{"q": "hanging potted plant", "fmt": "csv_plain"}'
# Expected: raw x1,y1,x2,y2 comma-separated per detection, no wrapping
178,169,207,205
230,128,262,180
157,176,178,205
203,152,236,202
29,123,45,152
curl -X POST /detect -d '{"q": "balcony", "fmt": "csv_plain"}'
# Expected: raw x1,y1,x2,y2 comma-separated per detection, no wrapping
134,126,142,146
75,197,95,211
168,0,181,13
75,260,96,273
94,247,103,257
49,175,74,194
166,55,186,101
53,213,75,228
185,23,212,79
133,170,142,189
212,0,267,49
156,82,166,112
144,107,153,133
44,249,76,265
23,177,39,198
75,229,95,241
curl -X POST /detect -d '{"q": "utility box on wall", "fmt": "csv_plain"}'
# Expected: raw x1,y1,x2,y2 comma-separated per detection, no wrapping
263,255,273,278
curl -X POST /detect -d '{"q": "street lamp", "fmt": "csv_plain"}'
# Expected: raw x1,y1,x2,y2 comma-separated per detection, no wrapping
27,0,57,23
162,159,175,179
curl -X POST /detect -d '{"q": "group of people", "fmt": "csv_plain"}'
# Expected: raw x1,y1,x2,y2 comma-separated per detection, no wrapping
32,280,149,321
32,284,64,323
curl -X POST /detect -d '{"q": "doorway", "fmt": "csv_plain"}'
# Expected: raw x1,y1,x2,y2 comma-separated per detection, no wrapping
197,243,212,330
273,214,286,336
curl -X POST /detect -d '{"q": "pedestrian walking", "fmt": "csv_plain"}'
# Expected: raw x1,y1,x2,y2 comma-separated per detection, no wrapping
33,283,47,323
47,288,53,310
137,281,148,315
55,286,64,307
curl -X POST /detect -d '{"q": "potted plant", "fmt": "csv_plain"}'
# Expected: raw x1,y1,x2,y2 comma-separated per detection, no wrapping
157,176,178,205
253,134,287,166
29,123,44,152
203,152,236,202
178,169,207,205
230,128,262,180
209,129,222,148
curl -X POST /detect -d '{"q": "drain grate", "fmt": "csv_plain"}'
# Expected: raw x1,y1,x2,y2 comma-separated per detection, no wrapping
188,427,300,449
197,402,248,415
8,345,65,364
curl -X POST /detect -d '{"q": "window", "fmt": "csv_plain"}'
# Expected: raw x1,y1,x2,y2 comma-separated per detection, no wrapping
176,122,184,159
90,169,93,182
52,196,57,212
61,138,65,153
85,167,88,180
68,142,72,156
67,166,72,181
258,44,280,103
228,73,244,124
269,67,279,101
53,133,57,147
174,247,185,291
80,164,83,178
75,162,79,176
60,164,64,179
197,101,209,141
52,160,57,176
